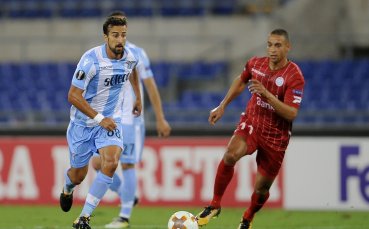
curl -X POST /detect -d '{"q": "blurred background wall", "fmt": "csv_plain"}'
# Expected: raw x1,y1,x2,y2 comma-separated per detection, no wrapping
0,0,368,135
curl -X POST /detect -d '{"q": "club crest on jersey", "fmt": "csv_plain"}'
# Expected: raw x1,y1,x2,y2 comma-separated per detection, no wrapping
125,61,136,69
275,76,284,87
75,70,85,80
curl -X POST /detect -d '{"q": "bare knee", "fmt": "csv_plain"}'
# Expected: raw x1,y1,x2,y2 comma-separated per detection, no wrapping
223,150,240,165
223,147,245,165
98,145,121,176
254,174,274,195
223,135,247,165
101,159,119,175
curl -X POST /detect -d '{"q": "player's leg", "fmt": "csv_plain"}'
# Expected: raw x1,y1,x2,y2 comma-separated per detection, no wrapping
214,134,249,206
104,162,136,228
104,148,136,229
73,125,123,229
60,165,89,210
91,153,122,195
79,147,122,217
120,122,144,218
239,146,284,229
90,153,102,171
239,172,274,229
60,123,93,212
197,134,249,226
105,122,143,228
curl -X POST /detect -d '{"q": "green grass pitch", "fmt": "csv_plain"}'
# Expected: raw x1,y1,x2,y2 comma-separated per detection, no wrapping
0,205,367,229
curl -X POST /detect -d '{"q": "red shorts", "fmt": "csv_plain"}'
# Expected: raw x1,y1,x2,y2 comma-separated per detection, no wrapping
233,113,285,178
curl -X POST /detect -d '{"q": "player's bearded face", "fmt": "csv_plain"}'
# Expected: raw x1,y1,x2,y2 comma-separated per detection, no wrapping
267,35,290,64
107,26,127,56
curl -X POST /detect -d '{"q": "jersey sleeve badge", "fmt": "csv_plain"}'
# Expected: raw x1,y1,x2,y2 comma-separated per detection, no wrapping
75,70,85,80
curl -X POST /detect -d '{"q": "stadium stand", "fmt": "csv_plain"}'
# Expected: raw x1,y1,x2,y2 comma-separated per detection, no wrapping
0,0,288,18
0,0,368,134
0,60,368,128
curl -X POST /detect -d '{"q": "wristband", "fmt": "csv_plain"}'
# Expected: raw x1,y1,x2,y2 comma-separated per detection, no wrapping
93,113,105,123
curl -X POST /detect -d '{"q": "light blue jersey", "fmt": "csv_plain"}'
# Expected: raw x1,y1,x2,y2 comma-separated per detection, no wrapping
70,44,139,127
121,41,153,126
67,43,140,167
120,41,154,163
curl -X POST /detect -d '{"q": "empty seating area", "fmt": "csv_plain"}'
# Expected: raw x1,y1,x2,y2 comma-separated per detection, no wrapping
154,59,369,128
0,59,368,128
294,59,369,127
0,0,288,18
0,61,228,126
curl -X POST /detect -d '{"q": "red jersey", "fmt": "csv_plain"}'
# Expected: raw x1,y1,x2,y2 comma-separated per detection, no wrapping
240,56,305,151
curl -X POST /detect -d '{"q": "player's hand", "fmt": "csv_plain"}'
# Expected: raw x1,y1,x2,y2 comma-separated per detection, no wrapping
248,79,270,98
99,117,117,131
208,105,225,125
156,119,171,137
132,99,142,117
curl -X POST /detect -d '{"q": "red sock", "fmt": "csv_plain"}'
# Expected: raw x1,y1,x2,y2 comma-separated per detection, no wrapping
243,191,270,221
210,160,234,208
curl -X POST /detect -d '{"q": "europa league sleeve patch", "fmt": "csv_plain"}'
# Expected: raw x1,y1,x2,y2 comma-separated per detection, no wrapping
75,70,85,80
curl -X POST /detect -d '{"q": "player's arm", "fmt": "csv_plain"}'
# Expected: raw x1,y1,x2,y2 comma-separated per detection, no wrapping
129,68,142,116
248,79,298,122
143,77,171,137
219,75,247,109
209,75,247,125
68,85,117,130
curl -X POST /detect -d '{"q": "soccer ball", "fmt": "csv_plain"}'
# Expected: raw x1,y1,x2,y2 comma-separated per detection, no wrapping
167,211,199,229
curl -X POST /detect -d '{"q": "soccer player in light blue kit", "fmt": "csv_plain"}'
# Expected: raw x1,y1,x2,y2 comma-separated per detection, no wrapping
59,17,142,229
91,11,171,229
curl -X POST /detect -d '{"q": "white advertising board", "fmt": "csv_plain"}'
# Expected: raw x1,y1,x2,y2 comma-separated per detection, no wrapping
0,137,368,210
284,137,369,210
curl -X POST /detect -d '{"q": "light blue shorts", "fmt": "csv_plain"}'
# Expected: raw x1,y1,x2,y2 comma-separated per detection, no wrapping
67,122,123,168
120,120,145,164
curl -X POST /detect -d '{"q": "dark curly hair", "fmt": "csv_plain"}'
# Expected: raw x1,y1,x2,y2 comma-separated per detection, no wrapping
103,17,127,35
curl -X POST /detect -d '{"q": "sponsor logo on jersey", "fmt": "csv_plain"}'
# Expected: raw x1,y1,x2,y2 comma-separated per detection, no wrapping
104,73,129,86
275,77,284,87
99,65,113,70
256,96,275,111
75,70,85,80
251,68,266,77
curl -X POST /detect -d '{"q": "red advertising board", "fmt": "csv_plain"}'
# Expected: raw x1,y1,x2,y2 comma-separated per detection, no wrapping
0,137,283,207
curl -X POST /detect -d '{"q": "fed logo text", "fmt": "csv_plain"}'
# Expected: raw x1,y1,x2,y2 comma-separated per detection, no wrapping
340,146,369,202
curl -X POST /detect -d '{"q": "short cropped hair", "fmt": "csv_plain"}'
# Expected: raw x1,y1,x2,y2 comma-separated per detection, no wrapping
103,17,127,35
271,29,289,42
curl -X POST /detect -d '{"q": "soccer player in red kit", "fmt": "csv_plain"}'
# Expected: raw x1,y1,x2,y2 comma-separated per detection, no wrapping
196,29,305,229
